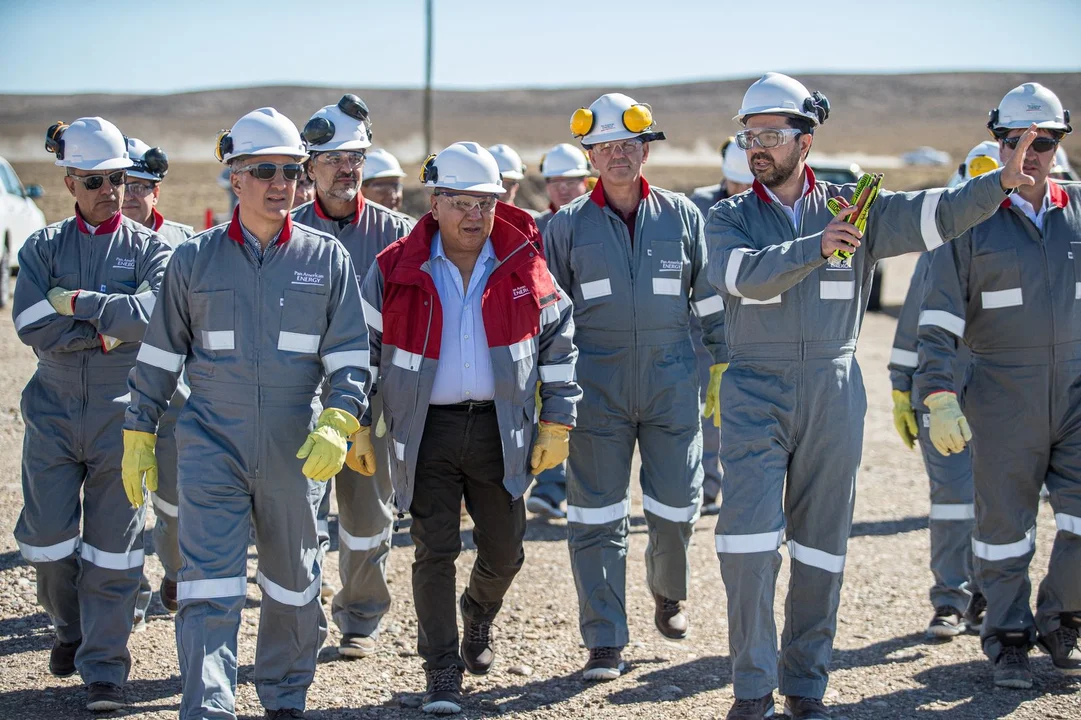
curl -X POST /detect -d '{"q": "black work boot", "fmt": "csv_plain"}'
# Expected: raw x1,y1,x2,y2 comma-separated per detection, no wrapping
1038,614,1081,676
421,666,463,715
992,631,1033,689
49,637,80,678
459,593,494,675
725,694,775,718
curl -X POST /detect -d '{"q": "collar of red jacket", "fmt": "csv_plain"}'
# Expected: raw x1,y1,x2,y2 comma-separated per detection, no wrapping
150,208,165,232
1001,179,1069,211
589,176,650,209
226,206,293,245
313,191,364,225
392,201,541,272
548,202,559,214
752,164,816,205
74,205,123,235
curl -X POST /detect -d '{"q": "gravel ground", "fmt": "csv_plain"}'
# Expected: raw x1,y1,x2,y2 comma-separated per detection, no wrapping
0,256,1079,718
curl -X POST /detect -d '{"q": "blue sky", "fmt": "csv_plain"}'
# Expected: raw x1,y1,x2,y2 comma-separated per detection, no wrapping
1,0,1078,94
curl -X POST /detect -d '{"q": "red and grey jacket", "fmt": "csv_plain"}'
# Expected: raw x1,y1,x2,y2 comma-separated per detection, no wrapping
360,202,581,509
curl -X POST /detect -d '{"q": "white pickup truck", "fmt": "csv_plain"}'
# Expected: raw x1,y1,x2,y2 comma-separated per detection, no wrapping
0,156,46,308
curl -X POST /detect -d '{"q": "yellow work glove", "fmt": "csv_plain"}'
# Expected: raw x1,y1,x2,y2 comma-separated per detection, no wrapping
297,408,360,482
925,392,972,456
345,426,377,476
100,335,123,352
534,380,542,421
891,390,919,450
375,412,386,438
121,429,158,508
530,421,571,474
702,363,729,429
47,287,78,316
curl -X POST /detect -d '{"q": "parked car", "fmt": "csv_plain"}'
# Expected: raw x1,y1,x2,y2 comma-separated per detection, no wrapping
902,146,951,167
0,156,46,308
807,158,883,310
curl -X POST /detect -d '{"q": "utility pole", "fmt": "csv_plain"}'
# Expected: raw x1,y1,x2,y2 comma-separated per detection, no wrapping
424,0,433,157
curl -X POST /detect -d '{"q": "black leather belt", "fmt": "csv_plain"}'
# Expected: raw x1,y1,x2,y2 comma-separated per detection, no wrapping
430,400,496,412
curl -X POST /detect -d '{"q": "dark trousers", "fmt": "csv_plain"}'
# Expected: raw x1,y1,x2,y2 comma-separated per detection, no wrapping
409,402,526,671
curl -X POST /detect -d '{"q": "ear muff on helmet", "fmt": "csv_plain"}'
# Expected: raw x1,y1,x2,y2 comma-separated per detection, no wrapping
719,136,735,156
622,103,653,133
419,154,438,184
803,91,830,125
302,116,335,147
215,129,233,162
968,155,1000,178
570,108,593,138
137,147,169,180
46,121,68,159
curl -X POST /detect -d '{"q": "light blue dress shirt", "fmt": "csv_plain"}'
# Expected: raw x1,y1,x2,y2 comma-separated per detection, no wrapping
429,231,497,405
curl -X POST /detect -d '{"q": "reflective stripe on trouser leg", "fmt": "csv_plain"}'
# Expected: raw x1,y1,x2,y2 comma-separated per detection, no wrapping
331,425,395,637
965,362,1046,660
639,417,703,602
919,411,976,612
777,355,865,700
566,418,636,649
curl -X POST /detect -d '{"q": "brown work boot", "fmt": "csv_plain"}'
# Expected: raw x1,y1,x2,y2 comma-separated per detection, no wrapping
653,593,688,640
49,637,80,678
581,646,624,681
160,577,179,613
782,695,831,719
339,633,377,658
459,593,495,675
725,694,776,718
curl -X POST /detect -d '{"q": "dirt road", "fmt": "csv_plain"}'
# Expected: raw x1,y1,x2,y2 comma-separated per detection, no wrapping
0,258,1078,719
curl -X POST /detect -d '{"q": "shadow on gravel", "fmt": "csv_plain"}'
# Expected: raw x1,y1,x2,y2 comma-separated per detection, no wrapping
0,549,25,571
606,654,731,705
0,676,180,719
850,515,928,538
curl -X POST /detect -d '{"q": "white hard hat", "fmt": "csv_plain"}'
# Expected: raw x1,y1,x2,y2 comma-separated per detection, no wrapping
1052,146,1074,175
125,137,170,182
988,83,1072,134
540,143,591,178
571,92,666,147
734,72,830,126
47,117,133,171
721,138,754,184
421,142,506,194
302,94,373,152
488,144,526,180
363,148,407,181
964,140,1001,177
216,107,308,163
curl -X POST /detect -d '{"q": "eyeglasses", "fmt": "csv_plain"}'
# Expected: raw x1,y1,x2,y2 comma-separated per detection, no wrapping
366,179,402,191
735,128,802,150
124,181,157,197
1001,136,1060,153
234,162,304,181
589,138,643,157
69,170,125,190
314,151,366,168
436,193,498,213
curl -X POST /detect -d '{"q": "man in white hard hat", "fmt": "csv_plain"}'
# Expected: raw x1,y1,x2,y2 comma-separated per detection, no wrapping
917,82,1081,690
293,172,316,207
887,142,1001,643
689,138,756,516
1051,146,1077,181
360,141,580,714
292,94,415,660
12,117,172,712
362,148,410,215
125,107,373,719
708,72,1034,719
488,143,533,211
544,93,726,680
121,137,195,630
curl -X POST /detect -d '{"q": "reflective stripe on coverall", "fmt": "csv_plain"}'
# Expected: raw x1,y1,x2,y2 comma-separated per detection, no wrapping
13,210,171,686
708,167,1007,700
292,194,414,637
544,177,727,649
888,251,976,614
126,209,371,717
916,180,1081,660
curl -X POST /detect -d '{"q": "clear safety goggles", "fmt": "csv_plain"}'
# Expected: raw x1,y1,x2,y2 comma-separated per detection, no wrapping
69,170,125,190
735,128,802,150
314,150,367,169
435,192,498,213
588,138,643,157
124,180,157,197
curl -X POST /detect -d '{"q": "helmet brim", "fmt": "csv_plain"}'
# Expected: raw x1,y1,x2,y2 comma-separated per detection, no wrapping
735,108,819,125
541,169,591,178
126,169,162,182
56,157,135,171
310,138,373,152
225,146,309,162
427,180,507,194
500,170,525,180
581,128,658,147
364,168,408,180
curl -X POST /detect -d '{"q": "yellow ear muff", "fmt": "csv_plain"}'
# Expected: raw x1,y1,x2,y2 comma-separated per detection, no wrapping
570,108,594,138
968,155,1000,178
419,154,438,183
623,104,653,133
214,129,231,162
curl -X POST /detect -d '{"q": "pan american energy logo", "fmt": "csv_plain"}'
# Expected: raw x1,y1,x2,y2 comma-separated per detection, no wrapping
293,270,325,286
113,256,136,270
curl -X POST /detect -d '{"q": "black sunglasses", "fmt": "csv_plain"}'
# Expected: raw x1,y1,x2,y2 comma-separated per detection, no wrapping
1002,136,1060,153
234,162,304,181
69,170,125,190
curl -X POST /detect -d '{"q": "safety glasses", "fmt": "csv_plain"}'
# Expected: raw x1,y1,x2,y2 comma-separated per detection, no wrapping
314,150,366,168
124,180,157,197
1001,136,1060,153
735,128,802,150
234,162,304,181
436,192,497,213
69,170,126,190
588,138,643,157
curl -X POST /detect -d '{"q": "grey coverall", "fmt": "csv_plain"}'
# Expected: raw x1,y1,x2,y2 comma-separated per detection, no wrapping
292,195,414,637
888,251,976,614
12,210,171,687
126,210,372,717
707,167,1008,700
916,180,1081,661
544,177,726,649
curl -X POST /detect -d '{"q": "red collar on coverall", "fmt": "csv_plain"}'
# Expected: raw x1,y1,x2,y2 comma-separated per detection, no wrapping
225,206,293,246
313,191,365,225
150,208,166,232
1000,179,1069,210
589,176,649,242
74,205,123,236
750,164,817,205
375,201,555,360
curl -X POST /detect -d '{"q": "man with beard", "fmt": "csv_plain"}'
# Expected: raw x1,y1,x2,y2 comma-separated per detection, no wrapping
707,72,1035,719
292,95,415,659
